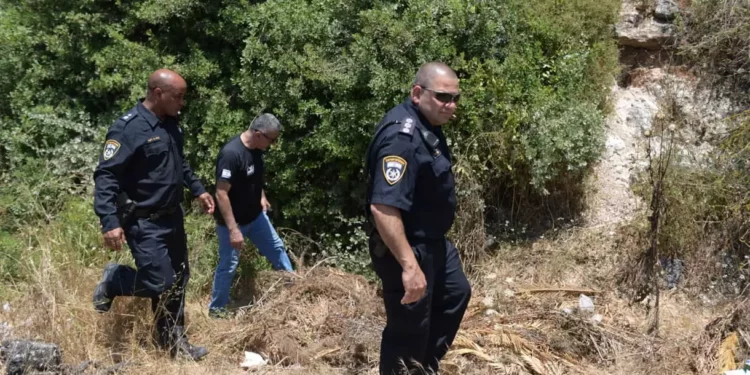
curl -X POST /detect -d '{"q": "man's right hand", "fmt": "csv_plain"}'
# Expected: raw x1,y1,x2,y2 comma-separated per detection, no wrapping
229,228,245,250
103,228,126,251
401,264,427,304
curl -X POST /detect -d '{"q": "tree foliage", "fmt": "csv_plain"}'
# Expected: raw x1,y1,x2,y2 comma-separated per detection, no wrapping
0,0,619,249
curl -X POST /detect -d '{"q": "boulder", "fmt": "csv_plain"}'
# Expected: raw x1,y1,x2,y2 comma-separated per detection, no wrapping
654,0,680,21
0,340,61,375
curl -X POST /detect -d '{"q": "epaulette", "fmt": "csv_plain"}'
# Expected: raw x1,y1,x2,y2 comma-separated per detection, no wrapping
119,112,139,125
398,117,416,137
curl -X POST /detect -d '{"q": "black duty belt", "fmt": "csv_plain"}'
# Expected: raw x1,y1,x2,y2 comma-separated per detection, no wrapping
132,206,179,220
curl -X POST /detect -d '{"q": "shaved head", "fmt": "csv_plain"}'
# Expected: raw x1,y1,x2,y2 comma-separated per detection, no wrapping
413,62,458,88
410,61,459,126
143,68,187,118
147,69,186,98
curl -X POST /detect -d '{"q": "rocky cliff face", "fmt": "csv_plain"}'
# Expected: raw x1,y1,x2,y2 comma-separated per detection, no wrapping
585,0,736,227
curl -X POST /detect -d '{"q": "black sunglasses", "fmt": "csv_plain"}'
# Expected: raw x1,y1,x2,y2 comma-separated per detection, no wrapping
255,130,278,144
421,87,461,104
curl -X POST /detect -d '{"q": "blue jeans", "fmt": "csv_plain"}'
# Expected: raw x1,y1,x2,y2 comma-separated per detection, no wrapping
209,212,293,312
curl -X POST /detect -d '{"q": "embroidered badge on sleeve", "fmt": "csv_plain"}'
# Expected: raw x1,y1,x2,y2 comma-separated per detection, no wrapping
102,140,121,160
382,156,407,185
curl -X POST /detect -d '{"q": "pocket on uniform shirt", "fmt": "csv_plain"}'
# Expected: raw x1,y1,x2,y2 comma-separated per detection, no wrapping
143,140,168,158
431,155,452,176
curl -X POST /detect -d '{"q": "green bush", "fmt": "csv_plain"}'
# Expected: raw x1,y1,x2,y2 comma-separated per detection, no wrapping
0,160,82,232
0,0,620,261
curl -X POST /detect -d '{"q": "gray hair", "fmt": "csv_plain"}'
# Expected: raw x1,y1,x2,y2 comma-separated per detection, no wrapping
248,113,282,133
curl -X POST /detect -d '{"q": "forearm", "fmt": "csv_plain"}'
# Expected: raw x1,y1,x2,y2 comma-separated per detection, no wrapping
216,191,238,230
370,203,418,270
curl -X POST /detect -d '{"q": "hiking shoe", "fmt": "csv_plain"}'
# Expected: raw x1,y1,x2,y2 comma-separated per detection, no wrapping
208,308,231,320
92,263,118,313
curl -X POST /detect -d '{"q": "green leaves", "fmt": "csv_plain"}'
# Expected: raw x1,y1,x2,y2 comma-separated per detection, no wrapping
0,0,619,252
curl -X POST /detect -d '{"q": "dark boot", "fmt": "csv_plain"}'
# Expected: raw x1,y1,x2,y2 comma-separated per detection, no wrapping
92,263,119,313
170,326,208,361
154,325,208,361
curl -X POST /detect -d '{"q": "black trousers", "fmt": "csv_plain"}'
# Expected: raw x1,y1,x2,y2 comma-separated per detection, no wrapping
105,208,190,335
370,237,472,374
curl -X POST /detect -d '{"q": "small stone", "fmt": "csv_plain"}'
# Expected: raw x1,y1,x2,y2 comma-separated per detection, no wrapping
503,289,515,298
591,314,603,323
485,273,498,280
485,309,498,316
505,277,514,284
482,296,494,308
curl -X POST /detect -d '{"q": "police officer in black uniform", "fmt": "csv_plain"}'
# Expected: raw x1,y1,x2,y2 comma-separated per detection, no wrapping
92,69,215,361
365,62,472,374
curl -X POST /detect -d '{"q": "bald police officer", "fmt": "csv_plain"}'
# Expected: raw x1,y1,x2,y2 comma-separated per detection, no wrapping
92,69,215,360
365,62,472,374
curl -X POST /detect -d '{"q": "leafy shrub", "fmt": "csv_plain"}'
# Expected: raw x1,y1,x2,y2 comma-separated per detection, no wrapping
0,160,82,232
0,0,620,264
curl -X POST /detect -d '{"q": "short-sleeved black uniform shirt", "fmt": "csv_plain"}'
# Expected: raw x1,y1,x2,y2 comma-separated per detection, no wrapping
213,135,265,226
366,99,457,241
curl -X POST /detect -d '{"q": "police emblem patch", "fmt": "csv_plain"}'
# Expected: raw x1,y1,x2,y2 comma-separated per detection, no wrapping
247,165,255,176
102,140,121,160
382,156,407,185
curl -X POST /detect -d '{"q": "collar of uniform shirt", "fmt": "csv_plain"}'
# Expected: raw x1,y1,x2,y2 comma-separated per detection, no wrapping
405,99,438,131
136,99,162,129
137,98,179,129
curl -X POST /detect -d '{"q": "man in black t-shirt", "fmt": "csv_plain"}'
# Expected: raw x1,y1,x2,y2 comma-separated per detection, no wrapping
209,113,293,317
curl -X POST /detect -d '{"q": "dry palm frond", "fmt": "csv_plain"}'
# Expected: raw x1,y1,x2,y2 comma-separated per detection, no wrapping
499,330,536,353
544,362,565,375
449,348,495,362
490,362,529,375
522,354,547,375
452,334,480,350
485,327,536,354
719,331,739,372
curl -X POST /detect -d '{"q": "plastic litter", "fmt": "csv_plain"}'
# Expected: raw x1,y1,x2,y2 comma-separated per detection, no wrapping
579,294,594,313
240,351,267,369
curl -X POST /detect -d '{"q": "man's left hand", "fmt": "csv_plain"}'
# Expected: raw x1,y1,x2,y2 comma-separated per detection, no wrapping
198,192,215,214
261,196,271,212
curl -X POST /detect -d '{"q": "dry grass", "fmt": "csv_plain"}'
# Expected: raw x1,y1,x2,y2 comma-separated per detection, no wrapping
1,217,748,375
